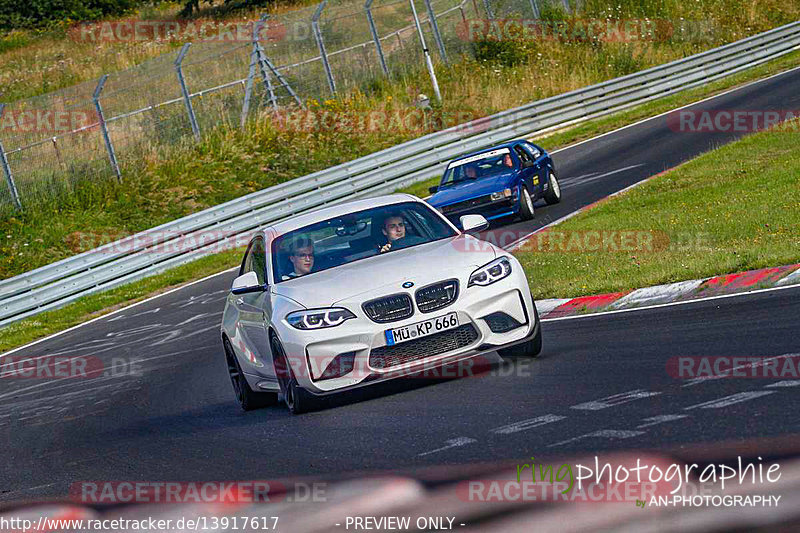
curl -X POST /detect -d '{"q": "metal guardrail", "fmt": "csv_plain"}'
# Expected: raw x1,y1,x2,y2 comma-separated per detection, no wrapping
1,21,799,327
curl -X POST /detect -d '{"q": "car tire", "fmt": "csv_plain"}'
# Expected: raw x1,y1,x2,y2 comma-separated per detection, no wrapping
498,305,542,359
518,186,535,221
543,170,562,205
271,334,318,415
224,338,278,411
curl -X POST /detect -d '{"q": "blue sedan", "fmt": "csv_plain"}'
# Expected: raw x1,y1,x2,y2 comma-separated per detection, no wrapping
427,140,561,227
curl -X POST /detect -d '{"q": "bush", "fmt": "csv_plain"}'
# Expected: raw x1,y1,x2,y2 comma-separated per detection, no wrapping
473,37,531,68
0,0,147,30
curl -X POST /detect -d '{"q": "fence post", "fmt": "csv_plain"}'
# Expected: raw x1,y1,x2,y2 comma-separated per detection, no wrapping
241,23,259,127
92,76,122,183
408,0,442,103
482,0,494,20
312,1,336,96
562,0,570,13
259,51,306,109
0,105,22,210
529,0,540,18
423,0,448,64
175,43,201,141
365,0,389,76
254,16,279,113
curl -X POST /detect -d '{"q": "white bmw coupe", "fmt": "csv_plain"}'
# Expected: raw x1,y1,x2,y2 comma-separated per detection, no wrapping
220,194,541,414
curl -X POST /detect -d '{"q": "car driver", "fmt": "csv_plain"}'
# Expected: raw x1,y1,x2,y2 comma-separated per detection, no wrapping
379,214,424,253
284,236,315,279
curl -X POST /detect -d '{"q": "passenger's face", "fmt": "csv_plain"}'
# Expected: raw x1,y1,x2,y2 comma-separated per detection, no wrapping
290,246,314,275
503,154,513,167
383,217,406,242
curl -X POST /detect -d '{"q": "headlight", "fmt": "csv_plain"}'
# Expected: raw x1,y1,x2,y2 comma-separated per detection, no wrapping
286,308,356,330
468,257,512,287
490,188,513,201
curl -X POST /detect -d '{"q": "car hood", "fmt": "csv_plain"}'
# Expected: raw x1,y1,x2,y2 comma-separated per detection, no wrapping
428,172,517,206
272,234,498,309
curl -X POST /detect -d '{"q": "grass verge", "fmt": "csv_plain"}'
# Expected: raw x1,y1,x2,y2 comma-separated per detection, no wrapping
514,119,800,300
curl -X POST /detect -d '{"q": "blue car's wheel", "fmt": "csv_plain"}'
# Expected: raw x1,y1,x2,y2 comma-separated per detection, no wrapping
544,170,561,205
519,186,535,221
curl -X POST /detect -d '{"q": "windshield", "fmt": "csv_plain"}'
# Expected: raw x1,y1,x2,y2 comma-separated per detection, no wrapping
440,147,516,187
271,202,457,283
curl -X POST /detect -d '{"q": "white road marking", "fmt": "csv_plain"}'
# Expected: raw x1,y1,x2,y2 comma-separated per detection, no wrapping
417,437,477,457
570,389,661,411
548,429,645,447
684,391,776,410
636,414,688,429
560,164,644,188
490,415,566,435
766,380,800,387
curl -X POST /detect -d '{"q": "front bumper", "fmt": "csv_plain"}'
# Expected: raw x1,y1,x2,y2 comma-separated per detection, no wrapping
271,265,537,394
440,198,519,227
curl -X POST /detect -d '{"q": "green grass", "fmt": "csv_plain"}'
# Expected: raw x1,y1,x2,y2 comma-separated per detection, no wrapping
514,120,800,300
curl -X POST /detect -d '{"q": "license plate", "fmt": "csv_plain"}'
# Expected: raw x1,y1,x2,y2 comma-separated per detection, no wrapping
384,312,459,346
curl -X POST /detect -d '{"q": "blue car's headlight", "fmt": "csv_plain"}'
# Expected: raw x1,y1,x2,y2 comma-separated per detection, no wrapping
490,188,513,201
286,308,356,330
468,257,513,287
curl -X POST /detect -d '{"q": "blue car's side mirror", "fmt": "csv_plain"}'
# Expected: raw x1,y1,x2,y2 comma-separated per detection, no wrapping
428,185,439,194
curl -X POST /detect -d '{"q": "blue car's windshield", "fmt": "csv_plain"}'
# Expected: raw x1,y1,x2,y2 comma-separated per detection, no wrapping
440,148,515,187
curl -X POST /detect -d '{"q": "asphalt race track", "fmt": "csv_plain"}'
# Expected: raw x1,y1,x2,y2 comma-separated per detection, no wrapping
3,66,800,503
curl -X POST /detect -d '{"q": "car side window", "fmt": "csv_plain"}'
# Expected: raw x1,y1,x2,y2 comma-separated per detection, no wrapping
241,237,267,285
514,145,532,164
524,142,542,159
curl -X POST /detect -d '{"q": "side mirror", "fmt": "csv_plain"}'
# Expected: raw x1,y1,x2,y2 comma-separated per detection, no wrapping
428,185,439,194
522,161,535,169
231,271,266,295
460,214,489,233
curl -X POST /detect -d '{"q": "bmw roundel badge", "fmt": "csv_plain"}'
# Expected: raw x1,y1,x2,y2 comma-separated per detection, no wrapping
402,281,414,289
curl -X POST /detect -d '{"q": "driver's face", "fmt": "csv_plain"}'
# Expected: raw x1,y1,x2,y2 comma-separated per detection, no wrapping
382,216,406,242
290,246,314,275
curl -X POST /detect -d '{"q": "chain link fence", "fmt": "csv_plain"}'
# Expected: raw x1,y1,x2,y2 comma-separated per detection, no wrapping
0,0,575,211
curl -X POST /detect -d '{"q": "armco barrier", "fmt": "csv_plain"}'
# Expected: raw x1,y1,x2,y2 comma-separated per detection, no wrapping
1,21,799,327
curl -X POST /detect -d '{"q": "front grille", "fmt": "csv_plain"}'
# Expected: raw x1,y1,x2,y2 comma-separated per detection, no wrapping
415,279,459,313
369,324,479,369
482,312,524,333
442,195,491,214
362,293,414,323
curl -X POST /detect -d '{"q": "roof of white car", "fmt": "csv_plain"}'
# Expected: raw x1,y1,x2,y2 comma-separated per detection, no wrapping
265,193,423,236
